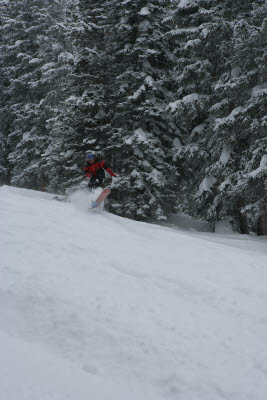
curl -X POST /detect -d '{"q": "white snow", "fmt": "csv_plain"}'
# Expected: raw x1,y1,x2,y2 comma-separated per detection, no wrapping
169,93,207,112
14,40,24,46
149,168,162,185
252,82,267,96
128,84,146,100
178,0,196,8
191,123,206,137
145,75,155,87
219,146,231,165
41,62,56,72
139,7,150,16
173,137,182,149
230,66,242,79
200,28,210,38
260,154,267,168
214,219,234,234
199,175,217,192
125,127,148,145
29,58,41,64
0,330,143,400
58,52,74,62
243,154,267,179
185,38,201,49
169,27,199,36
214,106,243,130
66,95,79,104
1,186,267,400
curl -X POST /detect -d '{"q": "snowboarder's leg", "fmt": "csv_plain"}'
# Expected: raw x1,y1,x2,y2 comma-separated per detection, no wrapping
88,176,105,190
88,178,98,190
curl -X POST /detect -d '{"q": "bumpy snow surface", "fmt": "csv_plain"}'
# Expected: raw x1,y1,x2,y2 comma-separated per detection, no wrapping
1,186,267,400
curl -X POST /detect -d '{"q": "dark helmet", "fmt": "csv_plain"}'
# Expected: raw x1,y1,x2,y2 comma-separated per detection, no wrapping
87,153,95,161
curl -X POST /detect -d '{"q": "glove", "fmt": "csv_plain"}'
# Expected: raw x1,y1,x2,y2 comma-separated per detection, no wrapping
106,167,116,177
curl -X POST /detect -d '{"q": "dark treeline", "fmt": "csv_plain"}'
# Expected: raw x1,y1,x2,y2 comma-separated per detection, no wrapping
0,0,266,234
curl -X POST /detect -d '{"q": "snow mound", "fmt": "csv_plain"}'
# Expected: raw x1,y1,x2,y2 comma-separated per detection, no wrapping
1,186,267,400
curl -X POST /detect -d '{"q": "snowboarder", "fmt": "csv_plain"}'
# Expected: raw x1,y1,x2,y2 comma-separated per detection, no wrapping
84,153,116,190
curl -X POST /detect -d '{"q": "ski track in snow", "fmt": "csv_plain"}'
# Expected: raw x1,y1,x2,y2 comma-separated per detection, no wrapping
0,185,267,400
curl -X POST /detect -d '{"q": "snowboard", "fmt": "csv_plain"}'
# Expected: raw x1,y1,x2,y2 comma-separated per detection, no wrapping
89,189,111,209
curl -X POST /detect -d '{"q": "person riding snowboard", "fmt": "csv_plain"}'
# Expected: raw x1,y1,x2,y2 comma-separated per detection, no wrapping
84,153,116,189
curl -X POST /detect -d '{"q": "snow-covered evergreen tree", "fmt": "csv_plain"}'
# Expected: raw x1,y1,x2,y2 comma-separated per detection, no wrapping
0,1,10,184
170,0,267,234
0,0,75,190
104,0,180,220
43,0,113,193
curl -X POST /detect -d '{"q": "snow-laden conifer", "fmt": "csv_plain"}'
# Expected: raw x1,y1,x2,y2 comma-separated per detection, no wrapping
105,0,179,220
0,0,75,190
170,0,267,234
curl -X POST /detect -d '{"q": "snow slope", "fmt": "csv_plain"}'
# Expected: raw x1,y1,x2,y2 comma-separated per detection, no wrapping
1,185,267,400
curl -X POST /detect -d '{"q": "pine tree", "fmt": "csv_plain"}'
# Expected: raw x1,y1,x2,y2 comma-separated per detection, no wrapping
44,0,113,193
0,1,11,184
0,0,75,190
170,0,267,234
104,0,180,220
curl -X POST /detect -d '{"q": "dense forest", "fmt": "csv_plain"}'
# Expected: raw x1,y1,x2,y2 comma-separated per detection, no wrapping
0,0,266,234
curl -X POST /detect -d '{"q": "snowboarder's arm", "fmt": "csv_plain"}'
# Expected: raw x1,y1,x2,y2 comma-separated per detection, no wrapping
102,161,116,177
105,167,116,177
84,165,91,177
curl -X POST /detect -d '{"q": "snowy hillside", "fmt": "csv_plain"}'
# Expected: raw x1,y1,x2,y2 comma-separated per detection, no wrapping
1,185,267,400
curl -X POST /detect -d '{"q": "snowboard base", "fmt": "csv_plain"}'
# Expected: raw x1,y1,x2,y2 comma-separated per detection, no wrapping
89,189,111,209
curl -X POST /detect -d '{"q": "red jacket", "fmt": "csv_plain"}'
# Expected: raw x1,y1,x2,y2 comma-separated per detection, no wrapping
84,159,116,178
